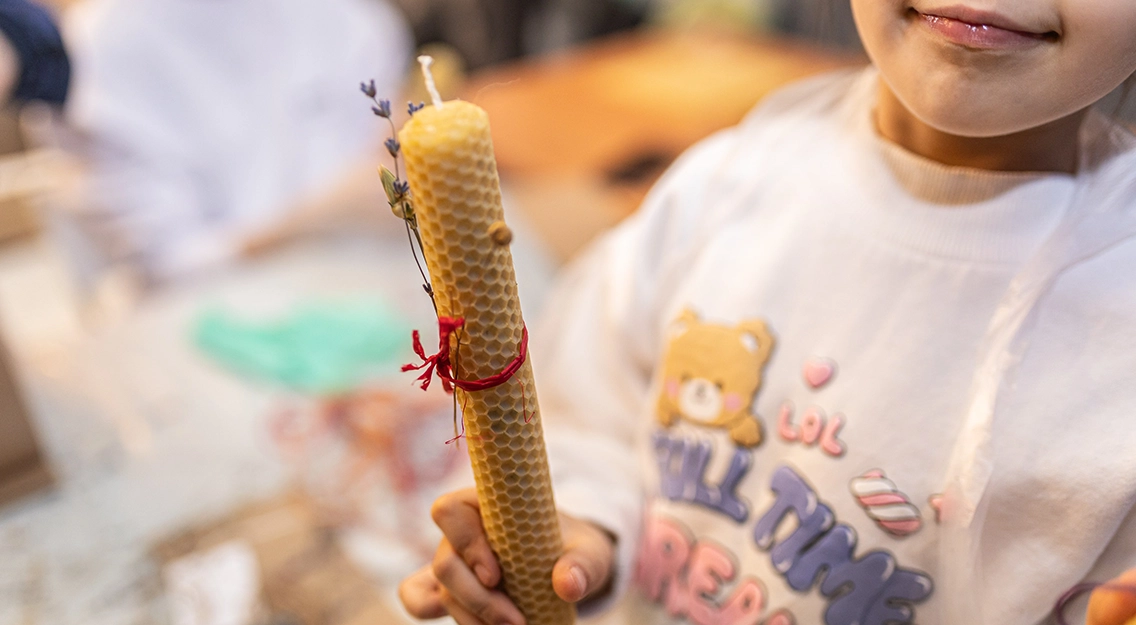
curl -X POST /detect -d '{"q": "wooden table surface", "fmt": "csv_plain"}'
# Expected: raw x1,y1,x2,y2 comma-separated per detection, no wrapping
463,28,865,261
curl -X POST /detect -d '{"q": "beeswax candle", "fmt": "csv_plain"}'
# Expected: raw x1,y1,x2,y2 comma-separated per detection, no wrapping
399,64,575,625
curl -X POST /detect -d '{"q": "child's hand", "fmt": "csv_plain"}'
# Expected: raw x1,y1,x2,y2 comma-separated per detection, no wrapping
1087,569,1136,625
398,488,617,625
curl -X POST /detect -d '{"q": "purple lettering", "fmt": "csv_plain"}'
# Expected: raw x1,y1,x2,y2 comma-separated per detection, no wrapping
654,433,689,500
821,550,894,625
754,467,933,625
694,447,752,522
860,569,934,625
752,466,835,573
653,432,752,522
684,441,713,501
785,526,856,592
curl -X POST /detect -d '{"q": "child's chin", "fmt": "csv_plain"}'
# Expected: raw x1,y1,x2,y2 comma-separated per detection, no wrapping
909,99,1055,139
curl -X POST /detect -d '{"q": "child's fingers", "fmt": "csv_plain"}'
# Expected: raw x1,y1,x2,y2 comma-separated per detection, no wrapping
1087,569,1136,625
551,516,617,604
439,585,526,625
431,488,501,587
397,565,447,619
437,589,488,625
432,537,527,625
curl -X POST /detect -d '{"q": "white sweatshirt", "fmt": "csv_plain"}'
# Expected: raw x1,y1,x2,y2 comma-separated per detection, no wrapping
64,0,411,281
534,68,1136,625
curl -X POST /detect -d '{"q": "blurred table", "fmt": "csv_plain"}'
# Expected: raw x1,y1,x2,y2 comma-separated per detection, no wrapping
465,28,865,261
0,214,553,624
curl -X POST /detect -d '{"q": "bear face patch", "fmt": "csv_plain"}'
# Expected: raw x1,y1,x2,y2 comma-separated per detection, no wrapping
656,309,775,448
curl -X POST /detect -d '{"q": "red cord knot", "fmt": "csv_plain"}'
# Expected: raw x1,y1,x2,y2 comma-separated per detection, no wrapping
403,316,529,394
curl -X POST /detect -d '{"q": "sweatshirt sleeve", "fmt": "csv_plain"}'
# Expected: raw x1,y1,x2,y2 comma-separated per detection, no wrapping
531,128,746,614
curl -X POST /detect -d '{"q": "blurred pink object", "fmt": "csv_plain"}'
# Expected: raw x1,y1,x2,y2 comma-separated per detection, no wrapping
270,388,464,556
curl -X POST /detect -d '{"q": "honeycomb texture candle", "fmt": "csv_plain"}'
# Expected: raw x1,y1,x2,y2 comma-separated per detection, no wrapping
399,100,575,625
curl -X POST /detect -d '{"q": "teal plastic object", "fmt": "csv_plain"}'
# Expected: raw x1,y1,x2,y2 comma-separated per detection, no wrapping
194,299,412,394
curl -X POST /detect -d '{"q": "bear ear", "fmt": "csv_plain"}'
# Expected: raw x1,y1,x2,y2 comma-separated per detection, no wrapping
737,319,775,357
677,308,700,325
668,308,701,339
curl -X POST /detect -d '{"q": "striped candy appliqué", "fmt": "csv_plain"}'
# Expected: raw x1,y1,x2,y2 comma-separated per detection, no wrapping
849,469,923,537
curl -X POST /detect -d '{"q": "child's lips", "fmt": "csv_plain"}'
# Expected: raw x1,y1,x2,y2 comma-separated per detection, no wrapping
914,8,1055,50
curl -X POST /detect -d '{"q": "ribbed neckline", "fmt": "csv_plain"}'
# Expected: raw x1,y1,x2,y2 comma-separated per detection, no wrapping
835,69,1087,266
874,138,1058,206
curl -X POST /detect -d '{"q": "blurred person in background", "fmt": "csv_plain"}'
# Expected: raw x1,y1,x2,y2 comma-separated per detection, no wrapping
646,0,861,49
771,0,861,49
62,0,412,289
390,0,538,70
0,0,70,107
391,0,645,69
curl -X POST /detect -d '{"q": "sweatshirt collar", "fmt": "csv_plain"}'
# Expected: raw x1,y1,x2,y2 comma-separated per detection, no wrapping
836,69,1087,266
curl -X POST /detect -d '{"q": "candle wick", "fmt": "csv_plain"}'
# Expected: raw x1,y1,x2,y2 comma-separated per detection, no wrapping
418,55,444,110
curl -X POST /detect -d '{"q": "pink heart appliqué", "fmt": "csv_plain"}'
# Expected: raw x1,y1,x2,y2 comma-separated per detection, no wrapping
803,357,836,389
928,495,944,523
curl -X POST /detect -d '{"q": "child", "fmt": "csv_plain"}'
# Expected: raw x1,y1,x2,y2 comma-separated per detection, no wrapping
64,0,411,285
400,1,1136,623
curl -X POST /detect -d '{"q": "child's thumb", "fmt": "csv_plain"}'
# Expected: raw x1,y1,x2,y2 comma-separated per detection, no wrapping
550,519,617,604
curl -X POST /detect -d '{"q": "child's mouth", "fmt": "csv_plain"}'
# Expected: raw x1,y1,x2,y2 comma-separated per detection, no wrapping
909,7,1058,50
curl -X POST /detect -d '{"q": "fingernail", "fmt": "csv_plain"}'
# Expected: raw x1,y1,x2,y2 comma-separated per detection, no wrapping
474,563,492,586
570,566,587,599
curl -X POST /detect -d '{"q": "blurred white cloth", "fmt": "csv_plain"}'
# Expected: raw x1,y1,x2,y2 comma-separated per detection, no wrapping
62,0,412,283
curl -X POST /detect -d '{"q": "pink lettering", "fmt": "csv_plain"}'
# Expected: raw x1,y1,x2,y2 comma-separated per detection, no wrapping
686,544,736,625
762,609,795,625
820,413,847,457
777,402,798,441
799,407,823,445
719,579,766,625
639,518,772,625
637,518,691,601
777,404,847,458
665,570,691,617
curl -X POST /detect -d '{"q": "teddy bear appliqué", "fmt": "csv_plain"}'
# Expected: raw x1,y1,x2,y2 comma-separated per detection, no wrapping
655,309,776,447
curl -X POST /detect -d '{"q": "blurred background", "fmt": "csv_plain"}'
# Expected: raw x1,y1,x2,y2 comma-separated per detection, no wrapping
0,1,1127,624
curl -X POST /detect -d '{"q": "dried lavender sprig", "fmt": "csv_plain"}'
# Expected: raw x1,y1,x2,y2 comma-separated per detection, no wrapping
361,80,435,307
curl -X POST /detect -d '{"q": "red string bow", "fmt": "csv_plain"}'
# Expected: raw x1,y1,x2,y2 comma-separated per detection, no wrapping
402,316,528,394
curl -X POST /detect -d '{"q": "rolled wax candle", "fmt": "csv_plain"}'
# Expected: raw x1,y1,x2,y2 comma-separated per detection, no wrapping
399,72,575,625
